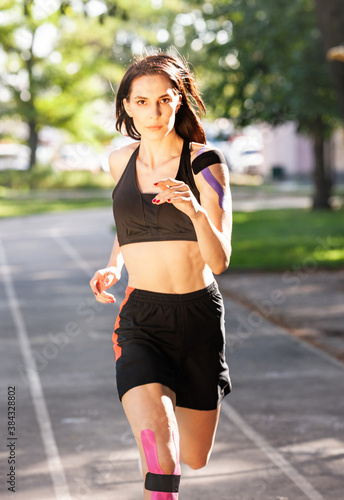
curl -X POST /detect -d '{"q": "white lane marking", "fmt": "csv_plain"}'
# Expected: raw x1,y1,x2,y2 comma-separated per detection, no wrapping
0,239,71,500
50,229,127,298
221,401,324,500
50,228,94,278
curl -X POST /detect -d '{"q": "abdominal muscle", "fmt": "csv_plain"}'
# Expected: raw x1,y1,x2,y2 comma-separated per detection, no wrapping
120,240,214,294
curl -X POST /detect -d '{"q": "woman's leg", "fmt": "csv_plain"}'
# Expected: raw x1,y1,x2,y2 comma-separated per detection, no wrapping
175,406,221,470
122,383,180,499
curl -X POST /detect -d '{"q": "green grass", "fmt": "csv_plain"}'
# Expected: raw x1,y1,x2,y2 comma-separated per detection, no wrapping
231,208,344,270
0,189,343,270
0,166,114,217
0,196,111,217
0,166,114,190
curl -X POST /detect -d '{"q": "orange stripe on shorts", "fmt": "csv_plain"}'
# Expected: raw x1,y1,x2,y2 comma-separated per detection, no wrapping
112,287,135,361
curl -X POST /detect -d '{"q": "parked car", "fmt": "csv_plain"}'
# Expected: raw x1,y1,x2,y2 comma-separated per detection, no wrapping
52,143,101,173
227,134,264,174
0,144,30,170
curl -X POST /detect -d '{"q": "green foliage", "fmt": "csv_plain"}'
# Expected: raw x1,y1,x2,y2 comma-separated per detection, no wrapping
167,0,341,136
2,0,338,142
0,1,122,144
0,0,177,154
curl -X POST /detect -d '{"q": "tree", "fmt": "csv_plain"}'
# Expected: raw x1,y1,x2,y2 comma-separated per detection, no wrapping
314,0,344,120
0,0,147,168
168,0,341,208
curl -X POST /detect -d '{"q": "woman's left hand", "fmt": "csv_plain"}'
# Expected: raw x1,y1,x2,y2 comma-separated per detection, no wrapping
152,178,203,219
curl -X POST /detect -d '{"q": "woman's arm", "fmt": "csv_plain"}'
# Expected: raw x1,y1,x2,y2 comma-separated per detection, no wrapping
106,233,124,270
189,162,232,274
89,234,124,303
89,144,135,303
153,161,232,275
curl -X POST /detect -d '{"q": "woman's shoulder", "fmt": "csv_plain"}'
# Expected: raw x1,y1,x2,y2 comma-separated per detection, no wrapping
189,142,227,174
189,142,211,158
108,141,139,182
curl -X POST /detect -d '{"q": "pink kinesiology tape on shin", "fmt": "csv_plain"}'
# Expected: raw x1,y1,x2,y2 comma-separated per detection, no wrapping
141,429,181,499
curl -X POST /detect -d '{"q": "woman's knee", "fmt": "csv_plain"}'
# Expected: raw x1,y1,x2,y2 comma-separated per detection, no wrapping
141,427,180,475
182,450,210,470
122,384,180,475
157,451,179,475
141,435,181,498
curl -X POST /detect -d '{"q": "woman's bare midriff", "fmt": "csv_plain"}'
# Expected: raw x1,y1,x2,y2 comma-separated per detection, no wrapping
121,240,215,294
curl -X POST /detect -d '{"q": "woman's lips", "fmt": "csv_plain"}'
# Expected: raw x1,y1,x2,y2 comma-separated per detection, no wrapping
147,125,163,131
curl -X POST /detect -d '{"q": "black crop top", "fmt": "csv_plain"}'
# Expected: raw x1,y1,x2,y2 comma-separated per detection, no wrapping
112,139,226,247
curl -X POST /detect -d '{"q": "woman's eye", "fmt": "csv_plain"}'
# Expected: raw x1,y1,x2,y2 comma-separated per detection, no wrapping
161,98,171,103
137,100,146,105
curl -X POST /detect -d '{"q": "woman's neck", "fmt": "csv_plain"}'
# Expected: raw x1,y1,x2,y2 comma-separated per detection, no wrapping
138,132,184,170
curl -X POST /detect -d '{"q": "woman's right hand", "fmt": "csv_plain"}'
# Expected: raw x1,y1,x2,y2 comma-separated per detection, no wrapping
89,266,121,303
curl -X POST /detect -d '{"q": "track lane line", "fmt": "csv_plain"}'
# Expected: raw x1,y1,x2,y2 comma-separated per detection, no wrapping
0,239,71,500
50,228,94,278
221,401,324,500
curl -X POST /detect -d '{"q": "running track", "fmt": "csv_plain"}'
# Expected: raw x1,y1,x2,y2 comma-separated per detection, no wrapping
1,208,343,500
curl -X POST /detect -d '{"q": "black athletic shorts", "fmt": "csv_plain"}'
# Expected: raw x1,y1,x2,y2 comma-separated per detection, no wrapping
112,281,231,411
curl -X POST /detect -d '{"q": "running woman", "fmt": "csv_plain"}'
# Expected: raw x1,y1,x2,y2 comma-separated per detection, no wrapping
90,52,232,499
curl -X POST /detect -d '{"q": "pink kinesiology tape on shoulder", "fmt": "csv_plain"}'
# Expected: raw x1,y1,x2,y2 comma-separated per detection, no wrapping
141,429,181,499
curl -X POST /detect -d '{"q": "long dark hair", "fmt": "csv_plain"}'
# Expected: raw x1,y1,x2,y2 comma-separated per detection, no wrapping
116,52,206,144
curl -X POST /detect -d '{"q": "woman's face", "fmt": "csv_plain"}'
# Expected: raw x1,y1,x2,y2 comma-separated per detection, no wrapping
124,74,181,140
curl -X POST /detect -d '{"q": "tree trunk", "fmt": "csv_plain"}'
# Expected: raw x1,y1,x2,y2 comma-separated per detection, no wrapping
314,0,344,120
26,37,38,170
28,119,38,169
312,117,332,209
